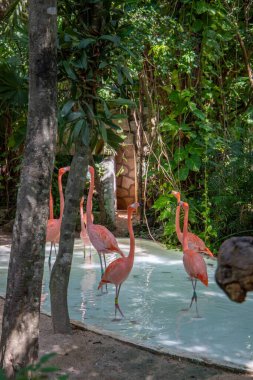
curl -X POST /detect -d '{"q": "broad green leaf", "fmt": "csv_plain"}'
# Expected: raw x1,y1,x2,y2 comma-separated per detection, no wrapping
67,111,84,122
171,70,180,90
61,100,75,117
98,122,107,142
107,128,126,150
121,67,133,84
83,101,95,118
153,195,170,209
178,166,189,181
103,119,122,131
81,122,90,146
174,148,188,163
109,98,135,106
186,155,201,171
62,61,77,81
73,51,88,70
103,102,111,119
78,38,96,49
159,209,171,221
160,118,178,132
189,102,206,120
99,35,120,45
99,61,109,69
8,126,26,149
117,69,123,85
72,119,84,141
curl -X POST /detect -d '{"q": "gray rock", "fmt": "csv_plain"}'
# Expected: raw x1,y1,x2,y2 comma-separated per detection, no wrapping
215,236,253,302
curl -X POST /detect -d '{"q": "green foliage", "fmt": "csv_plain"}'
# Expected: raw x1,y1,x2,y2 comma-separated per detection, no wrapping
0,353,68,380
56,0,135,153
208,142,253,242
123,0,253,251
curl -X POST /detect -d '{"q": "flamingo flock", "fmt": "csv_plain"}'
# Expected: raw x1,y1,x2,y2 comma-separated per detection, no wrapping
47,165,214,319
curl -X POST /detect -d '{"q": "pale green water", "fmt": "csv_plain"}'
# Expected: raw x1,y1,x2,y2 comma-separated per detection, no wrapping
0,239,252,371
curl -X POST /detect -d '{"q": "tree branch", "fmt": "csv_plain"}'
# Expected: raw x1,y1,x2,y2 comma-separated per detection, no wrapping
237,32,253,89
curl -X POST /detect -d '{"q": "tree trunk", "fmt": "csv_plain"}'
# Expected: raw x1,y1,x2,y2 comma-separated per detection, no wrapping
89,155,108,227
0,0,57,376
50,143,89,333
100,156,116,229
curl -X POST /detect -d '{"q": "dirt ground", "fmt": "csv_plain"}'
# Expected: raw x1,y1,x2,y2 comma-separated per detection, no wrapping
0,221,253,379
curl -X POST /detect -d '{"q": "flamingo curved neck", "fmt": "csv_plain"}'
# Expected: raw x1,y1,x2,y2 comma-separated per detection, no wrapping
58,174,64,219
127,208,135,265
87,168,94,226
175,205,182,241
49,188,54,219
182,206,189,251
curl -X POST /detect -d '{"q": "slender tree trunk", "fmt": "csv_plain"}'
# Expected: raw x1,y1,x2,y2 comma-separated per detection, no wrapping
0,0,57,376
50,143,89,333
89,155,111,227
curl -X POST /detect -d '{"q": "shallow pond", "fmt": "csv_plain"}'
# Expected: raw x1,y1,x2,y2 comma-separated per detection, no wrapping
0,239,252,371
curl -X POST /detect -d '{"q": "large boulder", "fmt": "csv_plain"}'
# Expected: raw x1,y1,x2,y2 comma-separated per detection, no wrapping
215,236,253,302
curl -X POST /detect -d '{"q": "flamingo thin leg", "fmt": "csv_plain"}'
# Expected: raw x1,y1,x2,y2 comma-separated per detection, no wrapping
189,279,200,317
103,254,108,292
98,253,104,277
114,284,124,319
48,243,53,265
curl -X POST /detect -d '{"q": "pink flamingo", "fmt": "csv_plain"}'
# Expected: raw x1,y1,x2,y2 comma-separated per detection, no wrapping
180,200,208,317
98,202,139,319
80,196,92,257
86,166,124,277
171,191,214,258
46,166,70,263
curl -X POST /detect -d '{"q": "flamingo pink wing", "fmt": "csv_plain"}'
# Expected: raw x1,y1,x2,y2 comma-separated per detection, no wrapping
187,233,214,258
46,219,60,243
99,257,129,287
88,224,123,255
183,250,208,286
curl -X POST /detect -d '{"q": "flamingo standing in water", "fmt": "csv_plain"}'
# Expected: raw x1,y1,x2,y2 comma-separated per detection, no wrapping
171,190,214,258
46,166,70,263
180,201,208,317
86,166,124,277
98,202,139,319
80,196,92,257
